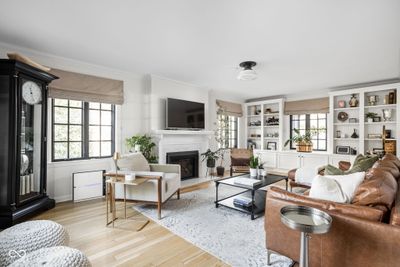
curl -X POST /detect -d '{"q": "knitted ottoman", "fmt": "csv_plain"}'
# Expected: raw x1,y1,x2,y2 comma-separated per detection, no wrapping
9,246,91,267
0,220,69,266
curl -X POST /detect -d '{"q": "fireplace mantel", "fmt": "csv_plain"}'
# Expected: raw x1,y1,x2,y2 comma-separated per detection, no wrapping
152,130,214,137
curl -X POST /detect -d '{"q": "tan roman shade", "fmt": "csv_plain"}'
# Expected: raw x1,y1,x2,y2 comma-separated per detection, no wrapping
284,97,329,115
48,68,124,105
216,99,243,117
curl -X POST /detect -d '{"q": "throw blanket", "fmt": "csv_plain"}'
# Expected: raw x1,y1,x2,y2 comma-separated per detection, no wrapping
295,166,322,185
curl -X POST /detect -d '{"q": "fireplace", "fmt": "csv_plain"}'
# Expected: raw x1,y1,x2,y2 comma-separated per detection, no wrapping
166,151,199,180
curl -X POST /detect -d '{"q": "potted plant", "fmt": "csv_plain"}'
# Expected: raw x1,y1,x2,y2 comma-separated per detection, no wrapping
126,134,158,163
366,112,378,123
284,128,321,152
258,162,266,176
201,149,220,169
214,107,229,176
249,155,259,177
216,150,226,176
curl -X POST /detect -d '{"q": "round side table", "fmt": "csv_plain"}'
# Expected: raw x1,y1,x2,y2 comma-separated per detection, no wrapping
280,205,332,267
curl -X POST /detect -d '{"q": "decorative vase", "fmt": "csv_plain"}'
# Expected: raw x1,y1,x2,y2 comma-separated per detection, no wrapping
382,109,393,121
206,158,216,168
216,166,225,176
349,94,358,107
250,168,258,177
351,129,359,139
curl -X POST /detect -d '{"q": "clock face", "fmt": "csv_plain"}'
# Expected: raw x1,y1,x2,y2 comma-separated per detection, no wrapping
22,81,42,105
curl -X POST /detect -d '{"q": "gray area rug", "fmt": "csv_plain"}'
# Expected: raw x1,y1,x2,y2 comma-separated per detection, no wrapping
134,185,293,267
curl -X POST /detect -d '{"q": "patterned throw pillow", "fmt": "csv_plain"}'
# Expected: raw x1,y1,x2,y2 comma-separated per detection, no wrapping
325,154,378,175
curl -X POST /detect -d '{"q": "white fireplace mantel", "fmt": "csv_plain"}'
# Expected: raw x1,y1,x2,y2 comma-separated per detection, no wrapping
152,129,214,137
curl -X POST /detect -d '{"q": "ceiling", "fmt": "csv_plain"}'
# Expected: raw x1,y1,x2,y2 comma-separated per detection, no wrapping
0,0,399,98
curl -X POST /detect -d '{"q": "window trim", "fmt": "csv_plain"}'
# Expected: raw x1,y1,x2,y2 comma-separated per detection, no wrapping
51,99,115,162
289,114,327,151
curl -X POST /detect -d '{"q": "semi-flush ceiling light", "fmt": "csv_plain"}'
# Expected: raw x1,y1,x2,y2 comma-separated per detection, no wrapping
237,61,257,81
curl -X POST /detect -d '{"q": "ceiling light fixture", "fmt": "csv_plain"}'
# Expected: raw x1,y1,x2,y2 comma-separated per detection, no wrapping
237,61,257,81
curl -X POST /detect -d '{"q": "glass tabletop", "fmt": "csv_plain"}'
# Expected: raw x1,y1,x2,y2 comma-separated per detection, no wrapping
216,173,286,190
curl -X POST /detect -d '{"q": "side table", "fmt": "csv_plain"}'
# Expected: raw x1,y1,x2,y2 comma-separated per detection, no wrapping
105,175,150,231
280,205,332,267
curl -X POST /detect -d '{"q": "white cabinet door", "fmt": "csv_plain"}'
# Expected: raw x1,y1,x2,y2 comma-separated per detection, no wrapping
258,151,277,168
277,153,301,170
301,154,329,168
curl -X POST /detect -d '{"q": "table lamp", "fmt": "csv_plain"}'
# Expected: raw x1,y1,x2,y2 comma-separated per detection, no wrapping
113,152,120,181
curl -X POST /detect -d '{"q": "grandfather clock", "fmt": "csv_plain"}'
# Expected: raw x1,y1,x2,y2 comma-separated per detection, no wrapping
0,59,58,228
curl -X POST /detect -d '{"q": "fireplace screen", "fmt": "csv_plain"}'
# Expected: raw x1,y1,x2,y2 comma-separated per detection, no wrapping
166,151,199,180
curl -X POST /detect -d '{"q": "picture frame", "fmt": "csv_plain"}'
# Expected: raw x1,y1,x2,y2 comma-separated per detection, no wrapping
373,116,381,122
336,146,351,154
266,142,277,150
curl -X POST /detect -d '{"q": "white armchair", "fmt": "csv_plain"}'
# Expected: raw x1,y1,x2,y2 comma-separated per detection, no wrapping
114,153,181,219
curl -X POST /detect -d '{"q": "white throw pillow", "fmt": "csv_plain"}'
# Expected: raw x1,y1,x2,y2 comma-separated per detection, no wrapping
309,172,365,203
117,152,150,172
309,175,347,203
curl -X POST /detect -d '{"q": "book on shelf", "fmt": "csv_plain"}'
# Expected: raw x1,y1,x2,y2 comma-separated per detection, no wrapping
233,196,253,207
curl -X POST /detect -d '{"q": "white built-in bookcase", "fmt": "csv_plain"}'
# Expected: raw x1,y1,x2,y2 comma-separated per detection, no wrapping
329,83,400,156
244,99,284,151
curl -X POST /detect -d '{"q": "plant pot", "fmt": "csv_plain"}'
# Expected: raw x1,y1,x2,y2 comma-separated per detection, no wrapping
367,118,373,123
296,142,313,153
216,166,225,176
206,158,216,168
134,144,141,152
258,168,267,176
250,168,258,177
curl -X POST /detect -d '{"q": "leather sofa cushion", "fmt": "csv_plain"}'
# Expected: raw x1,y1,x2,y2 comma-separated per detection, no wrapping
269,186,384,222
382,153,400,169
372,159,400,180
231,157,250,166
352,168,397,210
390,184,400,226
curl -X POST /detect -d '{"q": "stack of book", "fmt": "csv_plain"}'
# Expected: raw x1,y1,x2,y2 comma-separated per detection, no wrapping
233,196,255,211
234,177,262,187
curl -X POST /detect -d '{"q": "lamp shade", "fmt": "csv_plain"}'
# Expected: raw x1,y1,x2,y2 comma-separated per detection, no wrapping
113,152,120,161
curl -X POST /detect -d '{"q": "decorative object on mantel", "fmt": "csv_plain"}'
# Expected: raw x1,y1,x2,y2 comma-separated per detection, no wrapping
382,109,393,121
126,134,157,163
284,128,323,153
366,112,378,123
7,52,51,72
337,111,348,122
349,94,359,107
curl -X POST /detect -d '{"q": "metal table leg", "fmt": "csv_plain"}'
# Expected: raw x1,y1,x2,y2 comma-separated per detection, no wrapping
251,189,255,220
215,182,219,208
299,232,309,267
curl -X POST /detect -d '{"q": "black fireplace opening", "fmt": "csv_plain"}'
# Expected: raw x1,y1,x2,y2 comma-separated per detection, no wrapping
166,151,199,180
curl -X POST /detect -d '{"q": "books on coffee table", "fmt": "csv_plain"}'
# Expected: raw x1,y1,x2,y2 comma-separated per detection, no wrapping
234,177,262,187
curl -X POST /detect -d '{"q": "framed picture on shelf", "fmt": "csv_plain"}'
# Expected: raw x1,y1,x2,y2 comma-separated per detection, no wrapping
266,142,277,150
336,146,351,154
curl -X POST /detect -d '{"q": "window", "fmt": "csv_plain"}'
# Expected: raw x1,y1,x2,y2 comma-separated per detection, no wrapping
290,113,327,151
216,114,238,149
52,99,115,161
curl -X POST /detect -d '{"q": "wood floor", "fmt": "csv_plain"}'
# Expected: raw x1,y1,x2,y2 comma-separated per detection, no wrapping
33,182,229,267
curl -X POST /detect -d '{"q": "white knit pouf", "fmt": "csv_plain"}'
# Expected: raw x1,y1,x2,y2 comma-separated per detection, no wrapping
0,220,69,266
9,246,91,267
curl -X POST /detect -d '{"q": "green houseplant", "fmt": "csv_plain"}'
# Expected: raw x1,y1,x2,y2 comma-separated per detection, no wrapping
214,107,229,176
366,112,378,123
126,134,157,163
200,149,220,168
284,128,321,152
249,155,259,177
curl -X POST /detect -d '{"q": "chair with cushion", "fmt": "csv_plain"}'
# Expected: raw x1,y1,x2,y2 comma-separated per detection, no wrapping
230,148,253,176
114,152,181,219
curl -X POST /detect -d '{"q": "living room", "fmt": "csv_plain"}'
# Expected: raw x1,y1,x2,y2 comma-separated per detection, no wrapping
0,1,399,267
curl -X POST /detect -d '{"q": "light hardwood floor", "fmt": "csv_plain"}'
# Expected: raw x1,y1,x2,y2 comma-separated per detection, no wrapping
33,182,229,267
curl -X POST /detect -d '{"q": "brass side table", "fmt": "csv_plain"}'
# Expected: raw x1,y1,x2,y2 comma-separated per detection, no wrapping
105,175,150,231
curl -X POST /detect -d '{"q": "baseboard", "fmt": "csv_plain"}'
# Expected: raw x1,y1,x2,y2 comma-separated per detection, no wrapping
54,194,72,203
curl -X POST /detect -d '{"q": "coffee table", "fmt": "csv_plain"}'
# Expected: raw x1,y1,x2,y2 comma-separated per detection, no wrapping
215,174,288,220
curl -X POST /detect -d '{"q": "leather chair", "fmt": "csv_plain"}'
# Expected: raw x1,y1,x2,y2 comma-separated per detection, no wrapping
230,148,253,176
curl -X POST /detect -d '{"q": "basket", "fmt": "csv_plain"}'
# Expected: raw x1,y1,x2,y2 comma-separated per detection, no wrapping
296,142,313,152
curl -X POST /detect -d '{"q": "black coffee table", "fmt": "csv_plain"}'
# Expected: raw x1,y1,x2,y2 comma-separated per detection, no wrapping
214,174,288,220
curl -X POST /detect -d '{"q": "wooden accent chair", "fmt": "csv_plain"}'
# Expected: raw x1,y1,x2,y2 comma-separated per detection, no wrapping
230,148,253,176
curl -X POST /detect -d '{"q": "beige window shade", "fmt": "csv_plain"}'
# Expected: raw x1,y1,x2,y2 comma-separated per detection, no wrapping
284,97,329,115
216,99,243,117
48,68,124,105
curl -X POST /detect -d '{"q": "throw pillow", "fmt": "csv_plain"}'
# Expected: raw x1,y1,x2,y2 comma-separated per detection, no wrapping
324,154,378,175
117,152,150,172
310,172,365,203
231,157,250,166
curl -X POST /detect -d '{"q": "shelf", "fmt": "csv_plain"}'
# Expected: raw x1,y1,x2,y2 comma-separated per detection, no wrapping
365,138,396,141
364,121,396,125
333,123,359,126
248,137,261,140
247,115,261,117
264,137,279,140
248,126,262,129
334,138,359,141
364,104,396,109
264,125,279,128
264,113,279,116
334,107,359,111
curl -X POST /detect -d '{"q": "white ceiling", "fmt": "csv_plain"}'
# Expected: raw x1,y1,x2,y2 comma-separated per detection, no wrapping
0,0,399,98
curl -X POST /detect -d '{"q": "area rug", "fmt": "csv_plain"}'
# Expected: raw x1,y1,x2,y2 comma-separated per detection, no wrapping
134,185,293,267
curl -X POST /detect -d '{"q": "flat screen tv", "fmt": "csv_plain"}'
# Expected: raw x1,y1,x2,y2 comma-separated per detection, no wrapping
166,98,205,130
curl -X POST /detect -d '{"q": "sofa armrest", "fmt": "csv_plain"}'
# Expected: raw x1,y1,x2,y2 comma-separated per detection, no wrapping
149,164,181,174
268,186,384,222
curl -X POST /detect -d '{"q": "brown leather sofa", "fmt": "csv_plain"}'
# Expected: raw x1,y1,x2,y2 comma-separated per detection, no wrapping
265,153,400,266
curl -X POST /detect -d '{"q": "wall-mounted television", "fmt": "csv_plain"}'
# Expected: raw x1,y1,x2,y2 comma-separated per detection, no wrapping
166,98,205,130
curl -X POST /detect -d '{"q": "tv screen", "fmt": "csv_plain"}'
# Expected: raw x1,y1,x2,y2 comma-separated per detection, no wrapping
166,98,205,130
